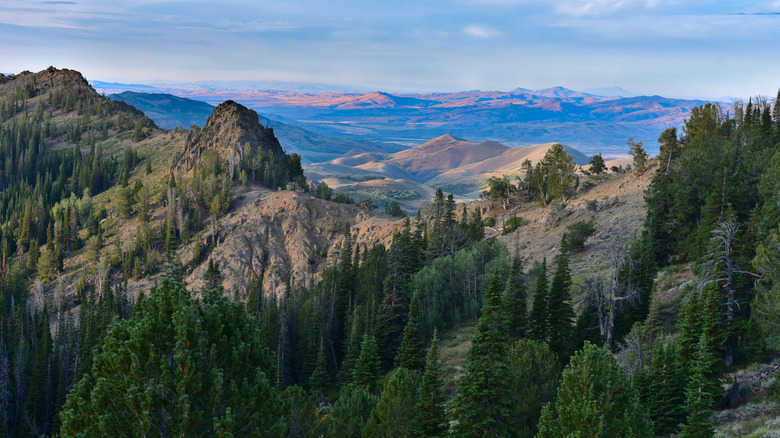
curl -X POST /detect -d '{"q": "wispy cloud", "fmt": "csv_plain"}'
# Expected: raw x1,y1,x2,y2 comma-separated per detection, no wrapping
463,24,500,38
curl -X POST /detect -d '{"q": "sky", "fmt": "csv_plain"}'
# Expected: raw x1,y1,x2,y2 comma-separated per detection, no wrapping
2,0,780,98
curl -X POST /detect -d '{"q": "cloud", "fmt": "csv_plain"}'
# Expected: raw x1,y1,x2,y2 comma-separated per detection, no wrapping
463,24,500,38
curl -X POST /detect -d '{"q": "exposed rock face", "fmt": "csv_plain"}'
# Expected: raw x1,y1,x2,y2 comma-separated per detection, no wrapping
0,67,91,91
183,189,400,298
172,100,285,173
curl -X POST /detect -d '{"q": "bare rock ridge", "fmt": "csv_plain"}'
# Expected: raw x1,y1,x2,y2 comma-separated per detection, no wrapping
172,100,285,173
0,67,91,91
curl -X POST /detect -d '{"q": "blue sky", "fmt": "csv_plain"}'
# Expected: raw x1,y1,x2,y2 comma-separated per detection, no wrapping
2,0,780,98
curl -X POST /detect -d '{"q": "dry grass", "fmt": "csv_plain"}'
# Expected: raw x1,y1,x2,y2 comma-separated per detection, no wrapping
438,324,476,399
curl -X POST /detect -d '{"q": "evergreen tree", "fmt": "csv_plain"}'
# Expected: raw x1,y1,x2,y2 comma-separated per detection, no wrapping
59,276,283,436
547,251,575,358
679,333,718,438
537,342,653,438
503,255,528,341
363,367,420,438
203,257,222,291
340,319,362,386
589,153,607,175
309,338,329,401
529,258,549,342
395,297,425,371
506,339,560,438
451,268,513,437
353,334,381,394
24,307,55,436
646,339,687,437
628,138,649,174
411,330,447,438
328,384,378,438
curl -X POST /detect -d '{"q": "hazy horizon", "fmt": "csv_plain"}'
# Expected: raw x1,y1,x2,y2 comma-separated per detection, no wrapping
3,0,780,100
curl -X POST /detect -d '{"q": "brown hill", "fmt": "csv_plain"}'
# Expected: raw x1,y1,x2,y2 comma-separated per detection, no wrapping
172,100,284,173
386,134,509,182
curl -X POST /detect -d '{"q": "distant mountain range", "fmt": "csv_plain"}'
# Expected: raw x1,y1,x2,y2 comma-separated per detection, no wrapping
94,81,712,156
106,89,611,208
108,91,405,163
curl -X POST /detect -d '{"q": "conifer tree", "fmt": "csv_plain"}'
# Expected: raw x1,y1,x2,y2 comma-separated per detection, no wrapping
647,339,687,436
203,257,222,291
353,334,381,394
506,339,560,438
411,329,447,438
537,342,652,438
59,277,283,436
529,258,549,342
340,318,362,386
363,367,419,438
328,384,378,438
503,255,528,341
547,251,575,358
679,333,718,438
310,338,329,401
395,297,425,371
24,307,55,436
451,268,512,437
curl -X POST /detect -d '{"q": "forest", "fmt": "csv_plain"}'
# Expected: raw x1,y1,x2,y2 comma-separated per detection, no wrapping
0,69,779,436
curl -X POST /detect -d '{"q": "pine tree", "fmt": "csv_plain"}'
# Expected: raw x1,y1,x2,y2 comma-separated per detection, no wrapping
395,297,425,371
363,367,420,438
328,384,378,438
529,258,549,342
679,333,718,438
411,329,447,438
310,338,329,401
537,342,653,438
340,318,361,386
647,339,687,437
589,153,607,175
628,138,649,174
547,251,575,358
506,339,560,438
24,307,55,436
59,277,283,436
503,256,528,341
203,258,222,291
451,268,513,437
353,334,381,394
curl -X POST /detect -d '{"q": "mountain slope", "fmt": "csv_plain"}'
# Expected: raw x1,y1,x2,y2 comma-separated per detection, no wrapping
386,134,509,182
109,91,215,129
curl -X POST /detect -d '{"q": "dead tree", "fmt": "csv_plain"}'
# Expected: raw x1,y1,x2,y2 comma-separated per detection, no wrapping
583,232,641,350
696,215,760,366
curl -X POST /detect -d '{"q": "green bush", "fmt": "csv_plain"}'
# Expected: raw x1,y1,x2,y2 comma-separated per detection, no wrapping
563,219,596,252
502,214,528,235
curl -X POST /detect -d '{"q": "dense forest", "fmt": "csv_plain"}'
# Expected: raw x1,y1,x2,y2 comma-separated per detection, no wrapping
0,68,779,436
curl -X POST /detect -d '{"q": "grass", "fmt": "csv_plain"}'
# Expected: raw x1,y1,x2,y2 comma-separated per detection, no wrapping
438,323,476,399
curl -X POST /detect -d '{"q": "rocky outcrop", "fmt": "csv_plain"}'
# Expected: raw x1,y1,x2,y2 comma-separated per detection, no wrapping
172,100,284,173
183,189,400,298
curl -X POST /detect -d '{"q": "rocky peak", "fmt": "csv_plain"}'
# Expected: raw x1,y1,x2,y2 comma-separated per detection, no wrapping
172,100,285,173
0,67,93,94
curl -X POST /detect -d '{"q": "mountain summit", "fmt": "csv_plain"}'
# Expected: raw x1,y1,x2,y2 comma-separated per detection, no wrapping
172,100,285,173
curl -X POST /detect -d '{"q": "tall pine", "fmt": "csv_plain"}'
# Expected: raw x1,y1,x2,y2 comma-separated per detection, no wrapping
529,258,549,342
395,297,425,371
451,268,513,437
547,250,575,358
503,255,528,341
411,329,447,438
